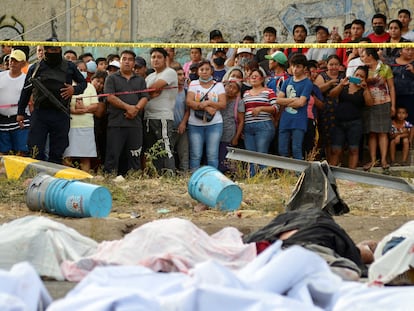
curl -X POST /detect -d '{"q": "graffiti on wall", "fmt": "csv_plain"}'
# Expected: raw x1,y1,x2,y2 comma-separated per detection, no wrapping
0,15,24,41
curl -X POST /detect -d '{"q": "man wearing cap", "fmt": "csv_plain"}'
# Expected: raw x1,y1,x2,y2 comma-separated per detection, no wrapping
134,56,147,78
211,48,227,82
17,38,87,164
0,50,28,155
144,48,178,174
265,50,289,94
225,47,254,68
107,60,120,75
306,26,337,66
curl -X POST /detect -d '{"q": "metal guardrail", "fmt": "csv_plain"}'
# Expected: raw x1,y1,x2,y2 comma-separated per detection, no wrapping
226,147,414,194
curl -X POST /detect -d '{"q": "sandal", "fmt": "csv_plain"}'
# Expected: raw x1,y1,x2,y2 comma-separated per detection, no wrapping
363,162,376,171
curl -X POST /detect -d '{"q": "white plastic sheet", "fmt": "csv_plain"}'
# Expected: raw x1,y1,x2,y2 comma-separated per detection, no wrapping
0,216,98,280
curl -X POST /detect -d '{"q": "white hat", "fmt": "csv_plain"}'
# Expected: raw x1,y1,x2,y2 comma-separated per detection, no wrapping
108,60,120,69
236,48,253,55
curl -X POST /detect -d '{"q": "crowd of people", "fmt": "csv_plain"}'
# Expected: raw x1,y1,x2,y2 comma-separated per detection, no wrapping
0,9,414,176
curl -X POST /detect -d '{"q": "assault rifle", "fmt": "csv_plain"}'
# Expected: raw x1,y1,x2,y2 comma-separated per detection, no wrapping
28,77,71,118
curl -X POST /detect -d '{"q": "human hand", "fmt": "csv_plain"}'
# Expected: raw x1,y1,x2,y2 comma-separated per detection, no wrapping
16,115,25,129
60,83,74,100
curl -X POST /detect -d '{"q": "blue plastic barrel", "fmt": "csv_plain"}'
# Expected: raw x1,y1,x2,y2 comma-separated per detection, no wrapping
188,166,242,211
26,174,112,218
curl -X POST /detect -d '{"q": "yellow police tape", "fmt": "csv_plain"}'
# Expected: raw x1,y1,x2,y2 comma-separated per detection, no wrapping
2,40,414,49
0,155,93,180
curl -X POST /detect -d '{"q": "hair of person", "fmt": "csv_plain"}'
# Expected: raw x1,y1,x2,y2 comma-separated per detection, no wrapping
106,53,120,62
293,24,307,35
355,37,372,43
372,13,387,23
289,53,308,66
197,59,213,71
190,47,202,54
388,19,403,30
246,59,259,71
120,49,136,59
351,19,366,29
79,52,93,60
263,26,277,35
306,59,318,70
242,35,255,42
354,65,368,77
396,105,408,113
64,49,77,58
344,23,352,30
326,54,341,63
170,62,183,71
149,47,167,58
364,48,380,60
95,57,107,65
91,70,108,80
74,60,85,66
398,9,411,18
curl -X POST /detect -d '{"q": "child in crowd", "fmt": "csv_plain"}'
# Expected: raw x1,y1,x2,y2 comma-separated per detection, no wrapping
389,106,413,166
276,53,313,160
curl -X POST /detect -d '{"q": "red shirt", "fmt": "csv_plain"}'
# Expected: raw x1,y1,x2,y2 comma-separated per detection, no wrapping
336,37,352,66
367,32,390,43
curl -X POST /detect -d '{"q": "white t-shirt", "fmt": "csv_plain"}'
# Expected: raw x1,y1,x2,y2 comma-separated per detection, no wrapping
187,80,225,126
402,30,414,41
145,67,178,120
0,71,26,117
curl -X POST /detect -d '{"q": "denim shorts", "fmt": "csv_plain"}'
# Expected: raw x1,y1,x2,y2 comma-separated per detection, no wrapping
331,119,363,149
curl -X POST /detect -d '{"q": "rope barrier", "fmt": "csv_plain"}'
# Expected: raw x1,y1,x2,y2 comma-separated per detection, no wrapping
2,41,414,49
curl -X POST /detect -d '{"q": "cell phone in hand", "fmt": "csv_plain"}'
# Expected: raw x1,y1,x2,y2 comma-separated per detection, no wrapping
349,76,362,84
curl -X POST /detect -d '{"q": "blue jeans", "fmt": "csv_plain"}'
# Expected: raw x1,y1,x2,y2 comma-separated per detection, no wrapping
188,123,223,170
279,128,306,160
244,120,275,176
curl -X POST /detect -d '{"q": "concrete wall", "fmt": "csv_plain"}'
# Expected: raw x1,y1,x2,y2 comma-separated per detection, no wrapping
1,0,414,61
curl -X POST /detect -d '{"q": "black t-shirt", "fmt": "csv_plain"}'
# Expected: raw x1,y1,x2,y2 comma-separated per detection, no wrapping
335,86,365,121
104,72,149,127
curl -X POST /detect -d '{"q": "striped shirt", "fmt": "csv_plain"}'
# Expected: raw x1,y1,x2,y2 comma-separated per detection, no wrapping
242,88,277,124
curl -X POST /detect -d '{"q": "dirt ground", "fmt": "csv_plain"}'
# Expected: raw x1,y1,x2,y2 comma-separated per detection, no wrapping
0,169,413,299
1,172,413,243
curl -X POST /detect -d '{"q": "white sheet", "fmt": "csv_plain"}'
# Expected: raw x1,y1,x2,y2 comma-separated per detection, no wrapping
0,216,98,280
61,217,257,281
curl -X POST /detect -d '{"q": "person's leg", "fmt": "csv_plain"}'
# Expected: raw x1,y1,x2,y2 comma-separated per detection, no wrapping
378,132,389,168
0,131,12,154
401,137,410,163
365,132,378,170
11,128,29,156
27,110,48,160
278,128,291,157
188,124,204,171
104,127,125,175
291,129,306,160
330,121,346,166
205,123,223,169
125,126,143,172
389,139,397,163
254,120,275,154
176,131,189,172
47,111,70,164
243,122,256,152
345,119,363,169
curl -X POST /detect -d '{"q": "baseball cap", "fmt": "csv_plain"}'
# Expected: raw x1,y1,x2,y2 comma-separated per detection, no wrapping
9,49,26,62
108,60,120,69
135,56,146,68
264,51,287,65
236,48,254,55
212,48,226,55
210,29,223,40
315,25,329,34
